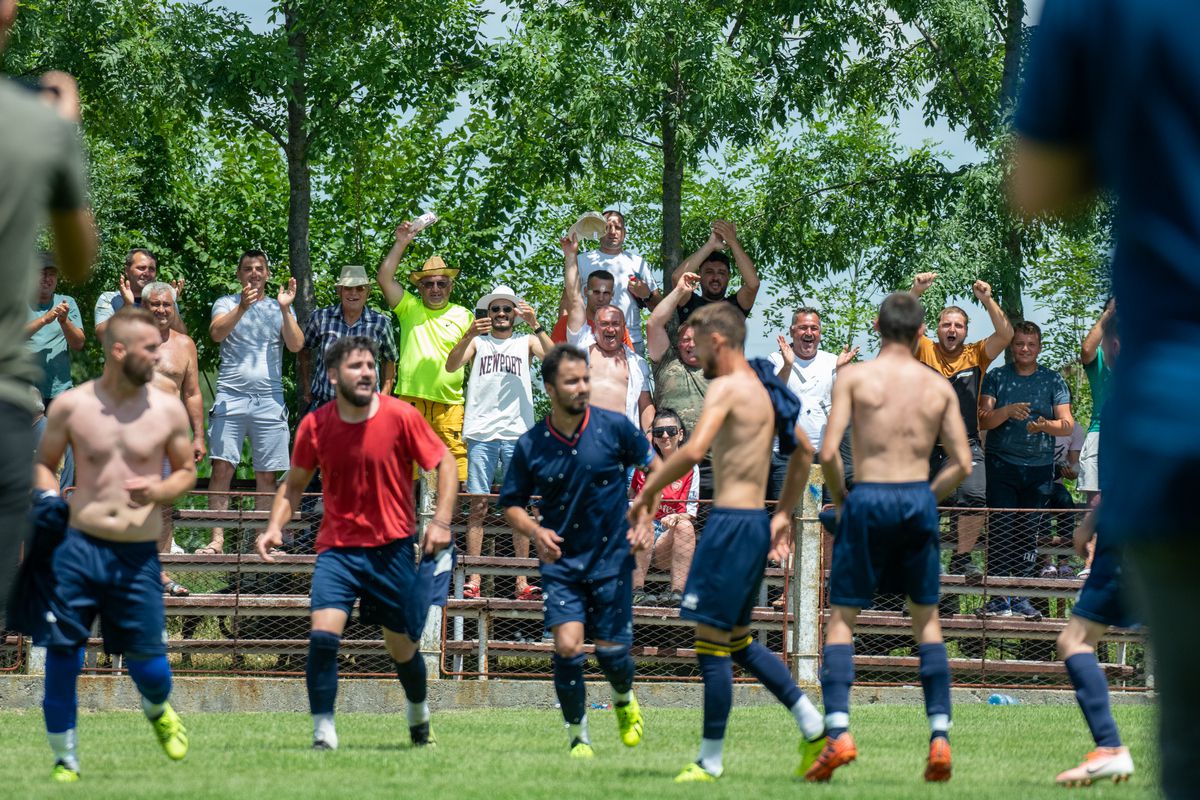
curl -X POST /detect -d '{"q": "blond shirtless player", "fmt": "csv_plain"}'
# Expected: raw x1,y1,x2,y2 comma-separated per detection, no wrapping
629,302,825,782
33,306,195,780
560,235,653,431
142,282,205,595
805,292,971,784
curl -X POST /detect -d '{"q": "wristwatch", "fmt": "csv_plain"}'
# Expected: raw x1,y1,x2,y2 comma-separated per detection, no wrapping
532,324,545,335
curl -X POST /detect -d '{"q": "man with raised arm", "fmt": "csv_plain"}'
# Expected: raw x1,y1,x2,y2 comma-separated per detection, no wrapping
562,234,654,431
647,271,711,491
500,345,657,759
142,281,205,595
807,293,971,784
377,222,473,481
669,219,760,323
257,335,458,751
25,307,197,781
95,248,186,340
445,285,554,600
629,303,826,783
909,272,1012,579
575,210,660,354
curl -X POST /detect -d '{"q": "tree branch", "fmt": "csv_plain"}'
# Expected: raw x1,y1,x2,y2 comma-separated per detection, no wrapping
727,5,746,48
912,19,992,141
801,169,964,199
237,107,287,150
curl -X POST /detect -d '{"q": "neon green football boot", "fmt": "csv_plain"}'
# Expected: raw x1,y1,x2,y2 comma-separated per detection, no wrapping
796,733,827,777
569,738,595,759
674,762,720,782
150,702,188,761
51,762,80,782
614,693,644,747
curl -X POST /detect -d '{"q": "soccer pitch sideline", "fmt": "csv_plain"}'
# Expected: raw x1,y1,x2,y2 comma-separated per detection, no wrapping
0,705,1156,799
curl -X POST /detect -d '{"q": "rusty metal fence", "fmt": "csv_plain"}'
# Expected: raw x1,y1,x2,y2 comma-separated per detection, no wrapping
48,474,1146,690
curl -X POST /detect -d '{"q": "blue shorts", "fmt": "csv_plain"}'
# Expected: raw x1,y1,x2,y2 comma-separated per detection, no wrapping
1073,538,1139,629
466,438,516,495
311,538,430,639
829,482,941,608
542,560,634,645
48,530,166,656
680,507,770,631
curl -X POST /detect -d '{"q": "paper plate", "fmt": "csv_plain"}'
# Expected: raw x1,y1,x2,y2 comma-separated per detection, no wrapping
568,211,607,241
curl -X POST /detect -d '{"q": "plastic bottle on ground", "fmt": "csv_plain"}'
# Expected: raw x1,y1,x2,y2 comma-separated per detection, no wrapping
987,693,1019,705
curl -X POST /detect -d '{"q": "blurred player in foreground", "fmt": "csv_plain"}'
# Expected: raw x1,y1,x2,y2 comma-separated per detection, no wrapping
808,293,971,783
257,335,458,750
629,302,826,782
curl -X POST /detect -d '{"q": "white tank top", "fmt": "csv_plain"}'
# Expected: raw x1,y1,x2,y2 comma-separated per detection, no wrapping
463,334,535,441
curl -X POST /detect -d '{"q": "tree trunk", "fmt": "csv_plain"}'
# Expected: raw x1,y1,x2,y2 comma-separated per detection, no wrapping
284,2,313,326
659,72,684,288
999,0,1025,123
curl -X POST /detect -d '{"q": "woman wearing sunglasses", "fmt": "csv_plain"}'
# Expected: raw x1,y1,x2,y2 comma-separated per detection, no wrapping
629,409,698,606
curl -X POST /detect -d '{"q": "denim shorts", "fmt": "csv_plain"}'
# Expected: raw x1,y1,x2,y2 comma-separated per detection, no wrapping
466,438,517,495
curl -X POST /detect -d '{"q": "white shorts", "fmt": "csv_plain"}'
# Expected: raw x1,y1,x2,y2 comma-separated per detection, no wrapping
1077,430,1101,493
207,394,290,473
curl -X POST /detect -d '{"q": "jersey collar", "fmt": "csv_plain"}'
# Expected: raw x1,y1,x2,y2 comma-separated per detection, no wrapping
547,406,590,446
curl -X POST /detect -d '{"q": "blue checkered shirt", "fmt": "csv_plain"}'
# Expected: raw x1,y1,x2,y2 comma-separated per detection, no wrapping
303,304,399,403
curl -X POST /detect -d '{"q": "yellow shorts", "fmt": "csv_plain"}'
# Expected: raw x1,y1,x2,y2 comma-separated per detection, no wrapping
398,396,467,481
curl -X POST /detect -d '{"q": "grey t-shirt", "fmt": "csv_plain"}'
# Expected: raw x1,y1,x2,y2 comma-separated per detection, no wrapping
981,363,1072,467
0,80,87,412
211,295,295,399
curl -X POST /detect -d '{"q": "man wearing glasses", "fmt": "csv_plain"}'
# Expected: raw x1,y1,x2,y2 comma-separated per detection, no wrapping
378,222,474,482
445,285,554,600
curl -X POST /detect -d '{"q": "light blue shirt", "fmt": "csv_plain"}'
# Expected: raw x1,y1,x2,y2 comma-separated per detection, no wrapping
211,295,294,399
27,293,81,400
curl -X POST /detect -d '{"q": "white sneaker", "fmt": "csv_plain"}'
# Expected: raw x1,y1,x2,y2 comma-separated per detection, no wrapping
1055,746,1134,786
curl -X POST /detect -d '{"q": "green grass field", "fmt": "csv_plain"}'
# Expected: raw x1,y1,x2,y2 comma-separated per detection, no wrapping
0,705,1158,799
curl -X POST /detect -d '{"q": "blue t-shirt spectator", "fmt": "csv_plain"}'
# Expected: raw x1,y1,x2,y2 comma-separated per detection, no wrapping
210,295,295,400
499,406,652,582
27,294,81,401
981,364,1070,467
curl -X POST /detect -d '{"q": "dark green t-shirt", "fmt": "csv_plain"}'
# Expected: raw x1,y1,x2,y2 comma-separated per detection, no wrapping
0,79,87,413
1083,348,1112,433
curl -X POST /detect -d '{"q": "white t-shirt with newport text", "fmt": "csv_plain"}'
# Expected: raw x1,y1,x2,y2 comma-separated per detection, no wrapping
463,334,535,442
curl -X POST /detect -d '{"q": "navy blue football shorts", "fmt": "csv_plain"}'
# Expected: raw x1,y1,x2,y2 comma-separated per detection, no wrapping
541,560,634,646
48,529,166,656
311,537,430,639
680,507,771,631
1073,537,1139,629
829,482,941,608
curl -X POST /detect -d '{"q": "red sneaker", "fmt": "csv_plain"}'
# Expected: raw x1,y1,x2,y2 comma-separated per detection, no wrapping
803,732,857,782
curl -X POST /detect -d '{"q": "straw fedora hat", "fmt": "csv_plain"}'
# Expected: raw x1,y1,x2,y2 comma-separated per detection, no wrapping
408,255,460,284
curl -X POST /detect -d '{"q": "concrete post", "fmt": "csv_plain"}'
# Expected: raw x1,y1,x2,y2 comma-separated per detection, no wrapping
790,464,825,686
416,470,444,675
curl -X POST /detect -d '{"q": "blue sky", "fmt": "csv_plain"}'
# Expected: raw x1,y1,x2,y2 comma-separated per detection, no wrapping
233,0,1046,358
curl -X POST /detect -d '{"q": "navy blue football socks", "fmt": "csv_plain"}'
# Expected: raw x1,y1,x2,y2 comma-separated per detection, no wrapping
696,641,734,740
552,652,588,725
731,635,802,708
918,642,952,741
820,643,855,738
394,653,427,703
43,646,84,734
595,644,635,698
306,631,341,716
1066,652,1121,747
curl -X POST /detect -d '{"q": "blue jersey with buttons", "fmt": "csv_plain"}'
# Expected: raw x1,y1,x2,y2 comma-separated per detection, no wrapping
499,406,652,581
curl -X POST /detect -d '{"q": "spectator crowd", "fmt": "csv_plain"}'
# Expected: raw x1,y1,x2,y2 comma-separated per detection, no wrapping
27,211,1109,607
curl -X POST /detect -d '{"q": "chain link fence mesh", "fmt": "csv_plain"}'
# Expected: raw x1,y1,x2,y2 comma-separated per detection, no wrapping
70,490,1146,690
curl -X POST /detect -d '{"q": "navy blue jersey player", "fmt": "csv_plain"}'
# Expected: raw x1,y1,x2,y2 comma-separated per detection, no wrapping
809,294,971,783
629,302,827,783
500,344,658,758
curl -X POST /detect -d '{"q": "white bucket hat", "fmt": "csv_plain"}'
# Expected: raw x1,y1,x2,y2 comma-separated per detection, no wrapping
476,284,522,311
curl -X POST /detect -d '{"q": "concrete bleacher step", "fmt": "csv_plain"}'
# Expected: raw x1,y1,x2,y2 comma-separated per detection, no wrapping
853,654,1136,679
846,611,1140,642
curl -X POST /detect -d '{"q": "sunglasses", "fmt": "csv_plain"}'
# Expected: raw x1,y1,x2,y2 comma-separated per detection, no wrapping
420,279,450,289
651,426,680,438
489,304,513,314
